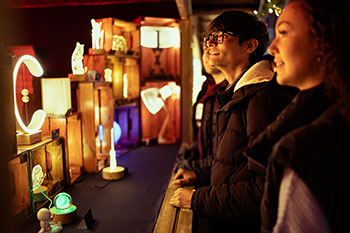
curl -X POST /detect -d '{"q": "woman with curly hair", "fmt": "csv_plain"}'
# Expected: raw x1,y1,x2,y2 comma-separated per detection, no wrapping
244,0,350,232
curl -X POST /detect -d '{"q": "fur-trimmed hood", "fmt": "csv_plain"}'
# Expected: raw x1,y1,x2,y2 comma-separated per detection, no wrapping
234,59,274,92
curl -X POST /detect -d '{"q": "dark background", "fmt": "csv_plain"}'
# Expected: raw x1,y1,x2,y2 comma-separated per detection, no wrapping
8,2,180,77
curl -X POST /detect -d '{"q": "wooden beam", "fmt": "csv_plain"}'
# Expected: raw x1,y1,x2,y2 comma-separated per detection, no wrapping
179,17,193,146
176,0,193,19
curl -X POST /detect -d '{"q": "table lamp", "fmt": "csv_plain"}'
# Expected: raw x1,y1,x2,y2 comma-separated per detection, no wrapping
50,192,77,224
140,26,179,79
13,55,46,145
102,123,125,180
41,77,72,117
32,164,48,203
141,84,176,144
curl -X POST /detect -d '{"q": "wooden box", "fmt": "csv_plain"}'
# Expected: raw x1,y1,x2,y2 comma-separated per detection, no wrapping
96,17,140,56
8,152,31,225
41,113,84,185
78,82,114,173
18,137,65,212
115,102,140,150
106,55,140,101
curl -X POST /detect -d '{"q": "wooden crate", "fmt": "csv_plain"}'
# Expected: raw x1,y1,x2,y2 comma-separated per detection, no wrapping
8,152,31,225
96,17,140,56
41,113,84,185
18,137,65,212
78,82,114,173
115,102,140,150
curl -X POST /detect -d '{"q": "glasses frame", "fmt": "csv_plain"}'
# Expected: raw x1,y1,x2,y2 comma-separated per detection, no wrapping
203,31,242,48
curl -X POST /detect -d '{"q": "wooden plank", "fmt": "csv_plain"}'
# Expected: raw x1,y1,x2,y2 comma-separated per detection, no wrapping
179,17,194,146
79,82,98,172
153,173,179,233
175,208,193,233
153,173,193,233
174,185,193,233
176,0,193,19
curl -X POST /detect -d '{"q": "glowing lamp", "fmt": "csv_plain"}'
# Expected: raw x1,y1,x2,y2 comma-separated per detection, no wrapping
50,192,77,224
13,55,46,145
123,73,128,99
54,193,72,210
32,164,48,203
41,78,72,117
113,121,122,144
140,26,179,78
102,126,125,180
104,68,112,82
91,19,104,50
99,124,104,142
141,84,177,144
141,26,179,48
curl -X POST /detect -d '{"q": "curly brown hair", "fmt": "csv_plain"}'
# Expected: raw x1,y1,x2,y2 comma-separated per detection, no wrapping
289,0,350,117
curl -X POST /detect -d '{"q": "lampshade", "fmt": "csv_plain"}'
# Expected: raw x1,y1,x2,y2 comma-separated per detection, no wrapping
141,84,175,114
141,84,178,144
140,26,179,49
41,77,72,117
141,87,164,114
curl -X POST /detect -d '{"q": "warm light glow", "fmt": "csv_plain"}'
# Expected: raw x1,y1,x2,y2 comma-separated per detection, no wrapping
110,128,117,170
104,68,112,82
123,73,128,99
32,165,45,190
13,54,46,134
41,78,72,117
140,26,179,48
71,42,85,75
141,85,174,115
91,19,104,49
192,57,207,104
112,35,127,53
141,88,164,114
253,10,258,15
167,82,180,97
172,27,181,48
159,85,173,100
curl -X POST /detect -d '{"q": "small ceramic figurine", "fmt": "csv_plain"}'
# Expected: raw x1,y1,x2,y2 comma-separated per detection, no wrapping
37,208,62,233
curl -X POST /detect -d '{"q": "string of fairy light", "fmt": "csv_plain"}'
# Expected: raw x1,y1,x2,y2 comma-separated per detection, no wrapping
253,0,286,19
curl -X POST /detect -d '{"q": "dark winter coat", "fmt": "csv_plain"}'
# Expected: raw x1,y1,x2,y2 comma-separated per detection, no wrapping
191,60,298,232
176,79,228,171
245,84,350,233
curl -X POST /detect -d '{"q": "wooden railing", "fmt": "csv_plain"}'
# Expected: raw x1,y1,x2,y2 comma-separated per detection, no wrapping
153,173,193,233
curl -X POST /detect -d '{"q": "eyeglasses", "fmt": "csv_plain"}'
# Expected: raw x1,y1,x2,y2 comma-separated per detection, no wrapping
203,31,242,48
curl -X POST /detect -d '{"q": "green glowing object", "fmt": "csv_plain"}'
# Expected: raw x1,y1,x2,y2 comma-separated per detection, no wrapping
54,192,72,210
50,205,77,215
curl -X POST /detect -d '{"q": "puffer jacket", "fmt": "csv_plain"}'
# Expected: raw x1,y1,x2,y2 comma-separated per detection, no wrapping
176,79,228,171
245,84,350,233
191,60,298,232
